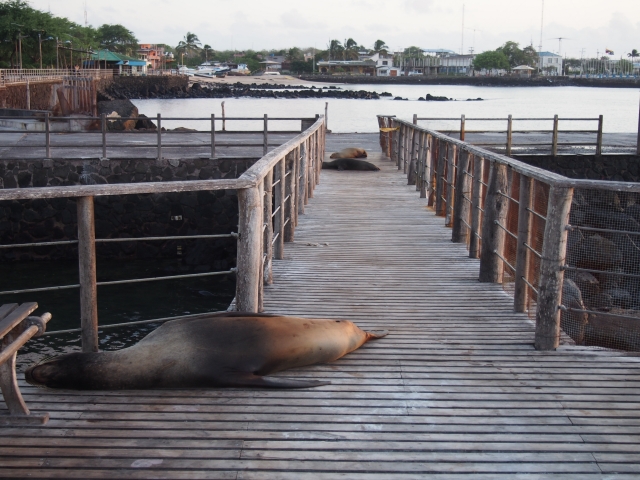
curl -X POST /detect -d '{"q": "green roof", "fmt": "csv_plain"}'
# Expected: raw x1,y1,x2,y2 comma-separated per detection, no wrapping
90,51,146,65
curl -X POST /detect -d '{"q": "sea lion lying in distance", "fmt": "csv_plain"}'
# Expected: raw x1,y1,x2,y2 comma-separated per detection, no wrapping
330,148,367,159
25,312,388,390
322,158,380,171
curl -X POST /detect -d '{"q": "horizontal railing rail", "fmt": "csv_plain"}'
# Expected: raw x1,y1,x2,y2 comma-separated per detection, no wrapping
0,113,320,160
378,114,640,352
0,68,113,87
0,115,325,353
413,114,608,156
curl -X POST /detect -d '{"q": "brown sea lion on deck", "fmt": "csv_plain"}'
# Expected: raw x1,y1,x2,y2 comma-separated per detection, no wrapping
330,148,368,159
25,313,387,390
322,158,380,171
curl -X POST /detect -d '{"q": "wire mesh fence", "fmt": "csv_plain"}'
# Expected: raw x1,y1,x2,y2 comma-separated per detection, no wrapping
564,186,640,350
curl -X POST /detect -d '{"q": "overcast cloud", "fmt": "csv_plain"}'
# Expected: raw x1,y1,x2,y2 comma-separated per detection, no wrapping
30,0,640,58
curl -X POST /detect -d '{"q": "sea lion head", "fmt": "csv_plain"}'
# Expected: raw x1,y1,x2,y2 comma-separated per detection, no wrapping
25,353,92,389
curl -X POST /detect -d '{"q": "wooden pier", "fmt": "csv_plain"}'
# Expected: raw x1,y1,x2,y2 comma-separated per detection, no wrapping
1,137,640,478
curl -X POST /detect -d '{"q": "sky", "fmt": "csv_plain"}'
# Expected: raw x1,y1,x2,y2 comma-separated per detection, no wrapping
30,0,640,59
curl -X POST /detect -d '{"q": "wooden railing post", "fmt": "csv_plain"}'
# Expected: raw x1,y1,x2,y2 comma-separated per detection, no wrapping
551,114,559,156
156,113,162,160
412,114,417,125
407,127,417,184
263,172,274,286
469,154,484,258
210,113,216,159
299,142,308,212
596,114,603,156
44,112,51,159
534,185,574,350
101,113,107,159
435,139,446,215
293,147,300,226
445,144,456,226
263,114,268,156
236,185,263,313
637,98,640,155
421,134,431,200
427,136,436,206
416,131,425,192
452,150,471,243
284,152,296,242
77,196,98,352
478,162,509,283
460,114,466,141
397,125,404,170
514,175,533,312
273,158,285,259
506,114,513,156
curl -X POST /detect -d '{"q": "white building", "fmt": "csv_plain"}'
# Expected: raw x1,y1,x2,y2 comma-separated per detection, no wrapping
538,52,563,75
439,54,476,75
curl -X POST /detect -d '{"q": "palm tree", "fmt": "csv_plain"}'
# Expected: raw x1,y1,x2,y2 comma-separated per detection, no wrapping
343,38,359,60
628,49,639,63
201,44,213,62
176,32,201,59
373,39,388,55
328,39,343,61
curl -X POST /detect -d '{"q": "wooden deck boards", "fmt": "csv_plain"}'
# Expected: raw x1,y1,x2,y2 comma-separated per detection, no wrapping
1,146,640,478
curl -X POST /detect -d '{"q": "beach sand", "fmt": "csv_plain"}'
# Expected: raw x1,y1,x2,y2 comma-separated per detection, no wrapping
190,74,339,87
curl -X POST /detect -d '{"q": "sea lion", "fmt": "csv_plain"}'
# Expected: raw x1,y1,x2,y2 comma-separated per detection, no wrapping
322,158,380,171
330,148,368,159
25,312,387,390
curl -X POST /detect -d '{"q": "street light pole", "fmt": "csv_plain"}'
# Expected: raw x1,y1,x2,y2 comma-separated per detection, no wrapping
38,33,42,69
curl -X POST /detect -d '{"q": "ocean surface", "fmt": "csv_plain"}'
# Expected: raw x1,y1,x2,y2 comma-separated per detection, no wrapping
133,84,640,134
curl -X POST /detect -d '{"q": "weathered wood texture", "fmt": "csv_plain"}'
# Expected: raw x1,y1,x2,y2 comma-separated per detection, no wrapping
2,149,639,478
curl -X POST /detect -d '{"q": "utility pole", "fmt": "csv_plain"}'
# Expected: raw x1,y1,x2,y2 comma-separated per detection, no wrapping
461,4,465,55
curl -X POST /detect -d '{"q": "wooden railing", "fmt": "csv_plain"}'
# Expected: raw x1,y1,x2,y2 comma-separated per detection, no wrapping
413,114,606,155
0,114,319,159
0,115,325,352
379,115,640,351
0,69,113,87
0,302,52,424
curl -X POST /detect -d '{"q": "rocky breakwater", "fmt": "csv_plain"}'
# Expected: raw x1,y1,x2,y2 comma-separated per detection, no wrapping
563,187,640,350
101,81,388,100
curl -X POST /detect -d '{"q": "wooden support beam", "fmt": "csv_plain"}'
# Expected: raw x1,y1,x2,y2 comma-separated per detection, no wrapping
478,162,509,283
236,185,263,313
596,114,603,156
534,185,574,350
273,158,285,260
445,144,456,226
514,174,533,313
284,152,295,242
407,128,417,185
452,150,471,243
77,196,98,353
263,172,273,286
434,140,446,216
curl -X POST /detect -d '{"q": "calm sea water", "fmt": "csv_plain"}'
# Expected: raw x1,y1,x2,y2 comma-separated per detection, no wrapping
133,84,640,134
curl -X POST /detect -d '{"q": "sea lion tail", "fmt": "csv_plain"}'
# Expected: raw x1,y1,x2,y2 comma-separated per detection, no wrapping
225,373,330,389
365,330,388,340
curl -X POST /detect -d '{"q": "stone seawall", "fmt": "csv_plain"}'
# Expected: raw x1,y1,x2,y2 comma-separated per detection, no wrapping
99,76,189,100
0,156,258,270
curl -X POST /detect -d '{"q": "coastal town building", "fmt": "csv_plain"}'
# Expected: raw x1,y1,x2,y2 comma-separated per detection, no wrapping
137,44,165,71
87,50,148,75
537,52,563,75
439,54,476,75
317,52,393,76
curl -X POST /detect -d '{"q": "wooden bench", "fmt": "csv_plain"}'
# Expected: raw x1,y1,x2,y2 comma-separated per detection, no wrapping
0,302,52,425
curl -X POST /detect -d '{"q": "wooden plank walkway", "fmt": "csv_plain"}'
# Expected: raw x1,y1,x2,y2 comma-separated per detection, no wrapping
1,142,640,478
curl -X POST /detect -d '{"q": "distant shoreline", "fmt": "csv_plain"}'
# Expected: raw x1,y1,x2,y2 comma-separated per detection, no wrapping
297,75,640,88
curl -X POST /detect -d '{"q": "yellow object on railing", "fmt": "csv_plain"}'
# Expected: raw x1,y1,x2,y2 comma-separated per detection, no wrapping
379,127,400,132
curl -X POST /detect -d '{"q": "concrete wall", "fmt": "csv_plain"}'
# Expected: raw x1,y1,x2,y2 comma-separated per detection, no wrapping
0,156,258,268
513,154,640,182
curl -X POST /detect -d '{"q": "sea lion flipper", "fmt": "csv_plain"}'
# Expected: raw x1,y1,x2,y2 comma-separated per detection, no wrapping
225,373,330,389
366,330,389,339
